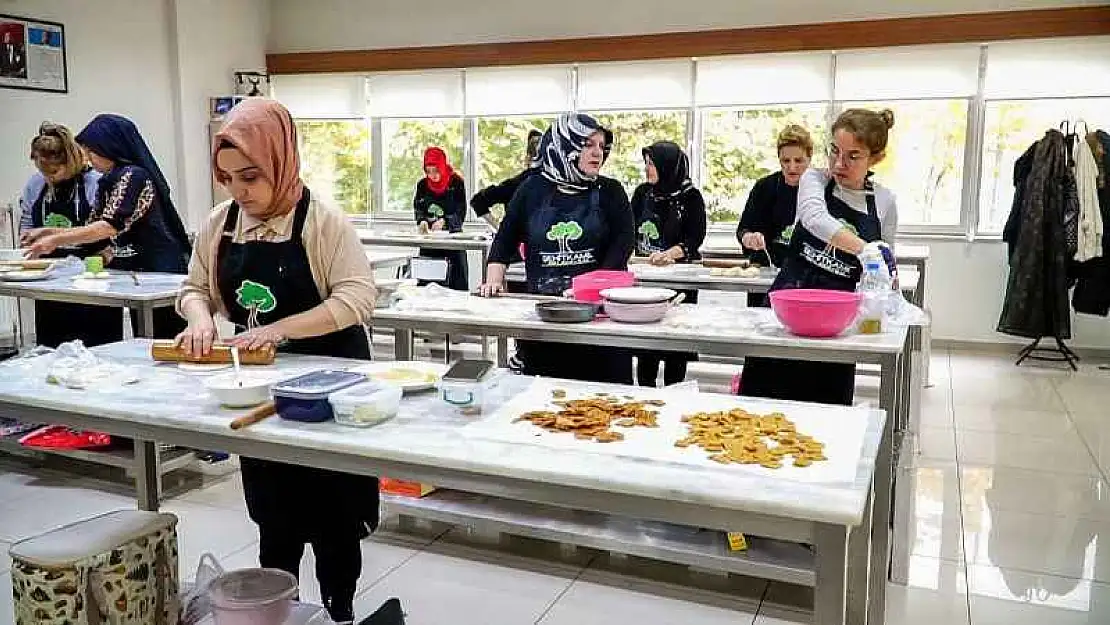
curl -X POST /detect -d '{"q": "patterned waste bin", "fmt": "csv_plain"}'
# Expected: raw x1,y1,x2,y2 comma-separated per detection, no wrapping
9,509,180,625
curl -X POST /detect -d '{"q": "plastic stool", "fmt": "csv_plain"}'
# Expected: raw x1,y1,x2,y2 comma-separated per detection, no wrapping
9,509,180,625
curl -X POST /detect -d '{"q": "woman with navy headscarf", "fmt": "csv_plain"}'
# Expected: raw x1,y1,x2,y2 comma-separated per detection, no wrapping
23,114,193,339
481,113,635,384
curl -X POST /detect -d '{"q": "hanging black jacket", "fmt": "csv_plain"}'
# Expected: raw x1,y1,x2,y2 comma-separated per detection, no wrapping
997,130,1073,340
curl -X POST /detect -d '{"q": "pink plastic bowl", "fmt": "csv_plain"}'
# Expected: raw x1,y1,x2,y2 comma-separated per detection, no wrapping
571,270,635,303
769,289,862,338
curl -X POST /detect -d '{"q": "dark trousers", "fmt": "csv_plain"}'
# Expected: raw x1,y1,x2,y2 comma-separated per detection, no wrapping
259,524,361,622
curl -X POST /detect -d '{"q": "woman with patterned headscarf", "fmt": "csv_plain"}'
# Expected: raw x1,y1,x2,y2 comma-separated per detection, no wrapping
481,113,634,383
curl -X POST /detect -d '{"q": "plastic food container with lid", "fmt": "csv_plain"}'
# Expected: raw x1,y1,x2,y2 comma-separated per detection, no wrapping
328,381,404,427
207,567,297,625
272,370,366,423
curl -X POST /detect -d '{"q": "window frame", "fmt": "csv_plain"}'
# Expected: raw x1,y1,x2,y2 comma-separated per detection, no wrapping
276,37,1110,239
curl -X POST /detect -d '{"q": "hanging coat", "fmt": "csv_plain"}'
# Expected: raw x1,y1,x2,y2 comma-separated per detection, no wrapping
997,130,1073,340
1073,130,1110,316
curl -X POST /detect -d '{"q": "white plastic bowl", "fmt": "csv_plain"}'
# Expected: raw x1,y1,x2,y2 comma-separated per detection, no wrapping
204,372,274,408
328,381,403,427
603,299,671,323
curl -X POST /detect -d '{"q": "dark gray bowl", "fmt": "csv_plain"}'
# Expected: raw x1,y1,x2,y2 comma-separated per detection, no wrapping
536,301,599,323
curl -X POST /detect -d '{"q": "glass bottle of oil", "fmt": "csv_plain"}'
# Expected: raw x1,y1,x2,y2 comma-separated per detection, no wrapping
857,260,887,335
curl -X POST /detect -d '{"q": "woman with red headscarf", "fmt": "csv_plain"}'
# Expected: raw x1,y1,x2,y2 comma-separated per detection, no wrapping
413,146,469,290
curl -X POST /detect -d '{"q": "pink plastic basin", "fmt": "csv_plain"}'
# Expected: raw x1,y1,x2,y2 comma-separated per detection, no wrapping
571,270,635,303
769,289,862,338
208,568,297,625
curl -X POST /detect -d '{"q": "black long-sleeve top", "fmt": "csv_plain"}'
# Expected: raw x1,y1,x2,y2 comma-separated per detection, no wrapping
630,183,707,262
736,171,799,266
470,168,541,218
414,174,467,232
489,175,634,279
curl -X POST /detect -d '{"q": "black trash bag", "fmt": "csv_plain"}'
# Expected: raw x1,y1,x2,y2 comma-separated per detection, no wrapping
359,598,405,625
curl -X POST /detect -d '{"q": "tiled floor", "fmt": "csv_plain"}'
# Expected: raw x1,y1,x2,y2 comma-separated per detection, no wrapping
0,348,1108,624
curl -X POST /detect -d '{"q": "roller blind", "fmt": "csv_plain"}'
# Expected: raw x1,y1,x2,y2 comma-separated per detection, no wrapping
835,44,980,100
985,37,1110,99
367,70,464,117
465,65,573,115
577,60,692,110
696,52,831,106
271,74,366,119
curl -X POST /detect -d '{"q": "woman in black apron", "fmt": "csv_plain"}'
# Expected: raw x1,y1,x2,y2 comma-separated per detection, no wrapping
18,122,124,347
736,124,814,307
413,147,469,291
23,114,193,340
740,108,899,406
630,141,706,387
176,99,379,624
481,113,634,384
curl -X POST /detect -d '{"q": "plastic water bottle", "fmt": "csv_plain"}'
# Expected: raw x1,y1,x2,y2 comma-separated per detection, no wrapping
857,259,890,334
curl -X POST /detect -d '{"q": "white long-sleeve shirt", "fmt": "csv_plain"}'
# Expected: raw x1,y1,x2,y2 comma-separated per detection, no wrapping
795,168,898,248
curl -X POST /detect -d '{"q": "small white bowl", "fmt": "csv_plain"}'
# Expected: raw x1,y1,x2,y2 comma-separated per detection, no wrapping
204,372,274,408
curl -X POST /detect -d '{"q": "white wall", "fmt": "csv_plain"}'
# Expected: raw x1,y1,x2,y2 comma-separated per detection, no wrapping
268,0,1103,52
0,0,180,214
0,0,269,230
171,0,269,226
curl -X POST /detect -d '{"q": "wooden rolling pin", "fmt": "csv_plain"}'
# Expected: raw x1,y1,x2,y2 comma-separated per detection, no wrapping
150,340,276,365
230,401,277,430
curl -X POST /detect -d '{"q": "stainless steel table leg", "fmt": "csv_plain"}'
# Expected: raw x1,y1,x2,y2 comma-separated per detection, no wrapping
496,337,509,368
395,329,414,361
846,485,873,625
814,523,849,625
134,439,159,511
138,305,156,339
869,353,897,625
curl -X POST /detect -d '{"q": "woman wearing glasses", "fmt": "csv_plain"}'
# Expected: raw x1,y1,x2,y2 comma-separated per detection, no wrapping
739,108,899,406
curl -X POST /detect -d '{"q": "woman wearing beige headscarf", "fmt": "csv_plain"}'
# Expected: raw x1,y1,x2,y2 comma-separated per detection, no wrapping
175,98,376,624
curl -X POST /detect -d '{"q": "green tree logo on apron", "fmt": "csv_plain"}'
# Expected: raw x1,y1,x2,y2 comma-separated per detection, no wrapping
235,280,277,329
428,204,444,218
776,224,795,245
43,213,73,228
638,221,660,241
546,221,584,254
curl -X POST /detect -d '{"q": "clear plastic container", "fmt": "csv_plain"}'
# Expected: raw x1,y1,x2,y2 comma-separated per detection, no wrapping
328,381,403,428
272,370,367,423
437,371,501,416
207,568,298,625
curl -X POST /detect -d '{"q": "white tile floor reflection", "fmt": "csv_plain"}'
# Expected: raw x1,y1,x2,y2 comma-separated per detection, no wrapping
0,348,1108,624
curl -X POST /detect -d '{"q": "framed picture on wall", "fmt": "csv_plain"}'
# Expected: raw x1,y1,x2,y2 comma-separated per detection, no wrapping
0,14,67,93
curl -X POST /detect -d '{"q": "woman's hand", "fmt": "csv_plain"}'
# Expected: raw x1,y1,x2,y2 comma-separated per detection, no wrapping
175,317,218,358
741,232,766,251
20,228,59,246
24,235,61,259
479,281,505,297
228,324,287,351
430,219,446,231
648,251,675,267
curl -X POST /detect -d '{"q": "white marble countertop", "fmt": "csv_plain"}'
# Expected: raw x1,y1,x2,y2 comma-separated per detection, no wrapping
503,263,920,294
700,242,931,263
0,264,184,303
375,297,909,358
358,229,492,249
0,340,883,526
365,248,417,267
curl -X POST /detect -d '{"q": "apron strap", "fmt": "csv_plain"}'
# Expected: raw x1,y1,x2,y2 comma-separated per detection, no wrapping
221,202,240,238
290,188,312,241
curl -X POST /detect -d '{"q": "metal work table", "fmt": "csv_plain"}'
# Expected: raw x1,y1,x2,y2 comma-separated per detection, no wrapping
0,340,887,625
358,230,492,280
370,299,912,624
